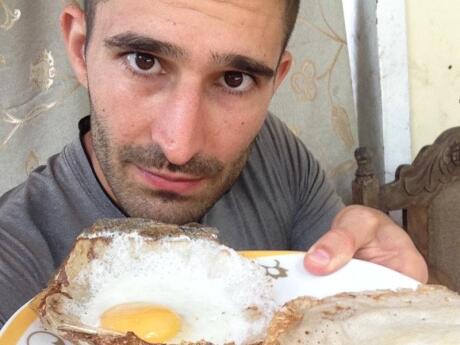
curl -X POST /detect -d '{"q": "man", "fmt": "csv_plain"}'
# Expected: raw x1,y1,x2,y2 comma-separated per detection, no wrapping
0,0,427,326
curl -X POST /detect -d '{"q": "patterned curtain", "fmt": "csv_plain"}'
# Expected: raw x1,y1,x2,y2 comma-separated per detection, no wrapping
0,0,88,195
0,0,357,202
270,0,357,203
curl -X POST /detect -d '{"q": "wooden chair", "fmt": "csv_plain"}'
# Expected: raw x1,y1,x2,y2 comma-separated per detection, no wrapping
352,127,460,291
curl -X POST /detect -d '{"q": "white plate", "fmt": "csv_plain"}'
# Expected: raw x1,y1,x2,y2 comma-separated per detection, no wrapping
254,252,419,303
0,252,419,345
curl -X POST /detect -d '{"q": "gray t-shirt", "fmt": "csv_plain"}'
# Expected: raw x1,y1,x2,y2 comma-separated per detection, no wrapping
0,114,343,325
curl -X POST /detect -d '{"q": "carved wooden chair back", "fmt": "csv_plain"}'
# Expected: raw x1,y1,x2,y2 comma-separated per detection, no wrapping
352,127,460,291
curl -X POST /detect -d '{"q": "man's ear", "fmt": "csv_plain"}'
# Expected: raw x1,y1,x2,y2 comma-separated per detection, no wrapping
273,50,293,92
60,4,88,88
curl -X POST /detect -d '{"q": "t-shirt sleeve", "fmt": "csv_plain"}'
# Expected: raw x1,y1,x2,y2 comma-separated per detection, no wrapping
0,203,54,327
0,227,53,327
264,114,344,250
290,148,344,250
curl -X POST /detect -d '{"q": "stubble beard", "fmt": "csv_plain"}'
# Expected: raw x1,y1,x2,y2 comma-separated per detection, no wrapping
89,105,250,225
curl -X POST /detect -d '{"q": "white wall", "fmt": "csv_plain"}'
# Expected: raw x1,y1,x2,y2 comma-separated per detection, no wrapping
406,0,460,156
344,0,460,183
376,1,412,182
343,0,412,183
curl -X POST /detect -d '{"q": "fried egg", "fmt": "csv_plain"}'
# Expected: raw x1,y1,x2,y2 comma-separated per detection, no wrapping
39,219,276,345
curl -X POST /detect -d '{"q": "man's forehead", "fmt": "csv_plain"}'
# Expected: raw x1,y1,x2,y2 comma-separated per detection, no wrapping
95,0,283,14
94,0,284,28
92,0,285,62
154,0,281,15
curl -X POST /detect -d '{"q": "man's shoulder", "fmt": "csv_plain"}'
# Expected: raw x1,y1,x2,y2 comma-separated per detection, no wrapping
0,141,83,327
0,136,122,265
260,113,293,138
0,142,73,221
252,113,313,164
260,113,307,145
0,137,95,227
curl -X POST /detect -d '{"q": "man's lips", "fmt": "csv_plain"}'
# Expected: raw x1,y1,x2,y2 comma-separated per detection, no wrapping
136,166,204,194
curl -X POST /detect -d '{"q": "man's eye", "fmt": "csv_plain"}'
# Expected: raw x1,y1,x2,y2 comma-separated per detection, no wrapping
126,53,162,75
219,71,254,92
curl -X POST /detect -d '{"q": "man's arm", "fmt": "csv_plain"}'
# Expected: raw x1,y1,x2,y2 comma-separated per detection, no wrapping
304,205,429,282
0,225,54,327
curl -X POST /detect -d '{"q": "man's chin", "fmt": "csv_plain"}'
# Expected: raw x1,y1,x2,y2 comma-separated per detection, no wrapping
148,189,190,203
117,192,212,225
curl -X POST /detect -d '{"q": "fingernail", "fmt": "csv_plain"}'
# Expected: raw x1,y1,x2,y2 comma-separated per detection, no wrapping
307,249,330,265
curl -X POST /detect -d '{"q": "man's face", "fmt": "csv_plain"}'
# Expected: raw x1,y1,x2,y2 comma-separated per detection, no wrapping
66,0,291,224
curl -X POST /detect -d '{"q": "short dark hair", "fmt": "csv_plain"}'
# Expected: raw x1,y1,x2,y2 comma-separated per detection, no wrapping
83,0,300,51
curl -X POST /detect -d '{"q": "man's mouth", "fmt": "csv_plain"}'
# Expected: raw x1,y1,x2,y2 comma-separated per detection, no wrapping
135,166,205,195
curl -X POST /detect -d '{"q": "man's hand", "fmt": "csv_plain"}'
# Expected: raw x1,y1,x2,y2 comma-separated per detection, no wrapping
304,205,429,283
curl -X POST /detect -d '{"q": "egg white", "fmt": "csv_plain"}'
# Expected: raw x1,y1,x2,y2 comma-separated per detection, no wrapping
64,234,276,345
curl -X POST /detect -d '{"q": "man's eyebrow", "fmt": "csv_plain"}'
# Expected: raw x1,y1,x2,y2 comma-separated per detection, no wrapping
212,53,275,78
104,32,188,59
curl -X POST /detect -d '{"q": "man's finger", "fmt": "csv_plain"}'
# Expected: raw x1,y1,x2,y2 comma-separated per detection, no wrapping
303,226,373,275
353,236,429,283
303,205,428,281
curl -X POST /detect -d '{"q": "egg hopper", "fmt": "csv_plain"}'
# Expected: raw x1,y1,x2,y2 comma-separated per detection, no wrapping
262,285,460,345
35,218,275,345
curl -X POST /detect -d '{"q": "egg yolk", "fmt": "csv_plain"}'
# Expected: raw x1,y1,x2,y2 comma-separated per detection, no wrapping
100,303,181,343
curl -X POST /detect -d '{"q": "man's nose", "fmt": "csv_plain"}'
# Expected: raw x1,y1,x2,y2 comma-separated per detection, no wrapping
151,79,206,166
